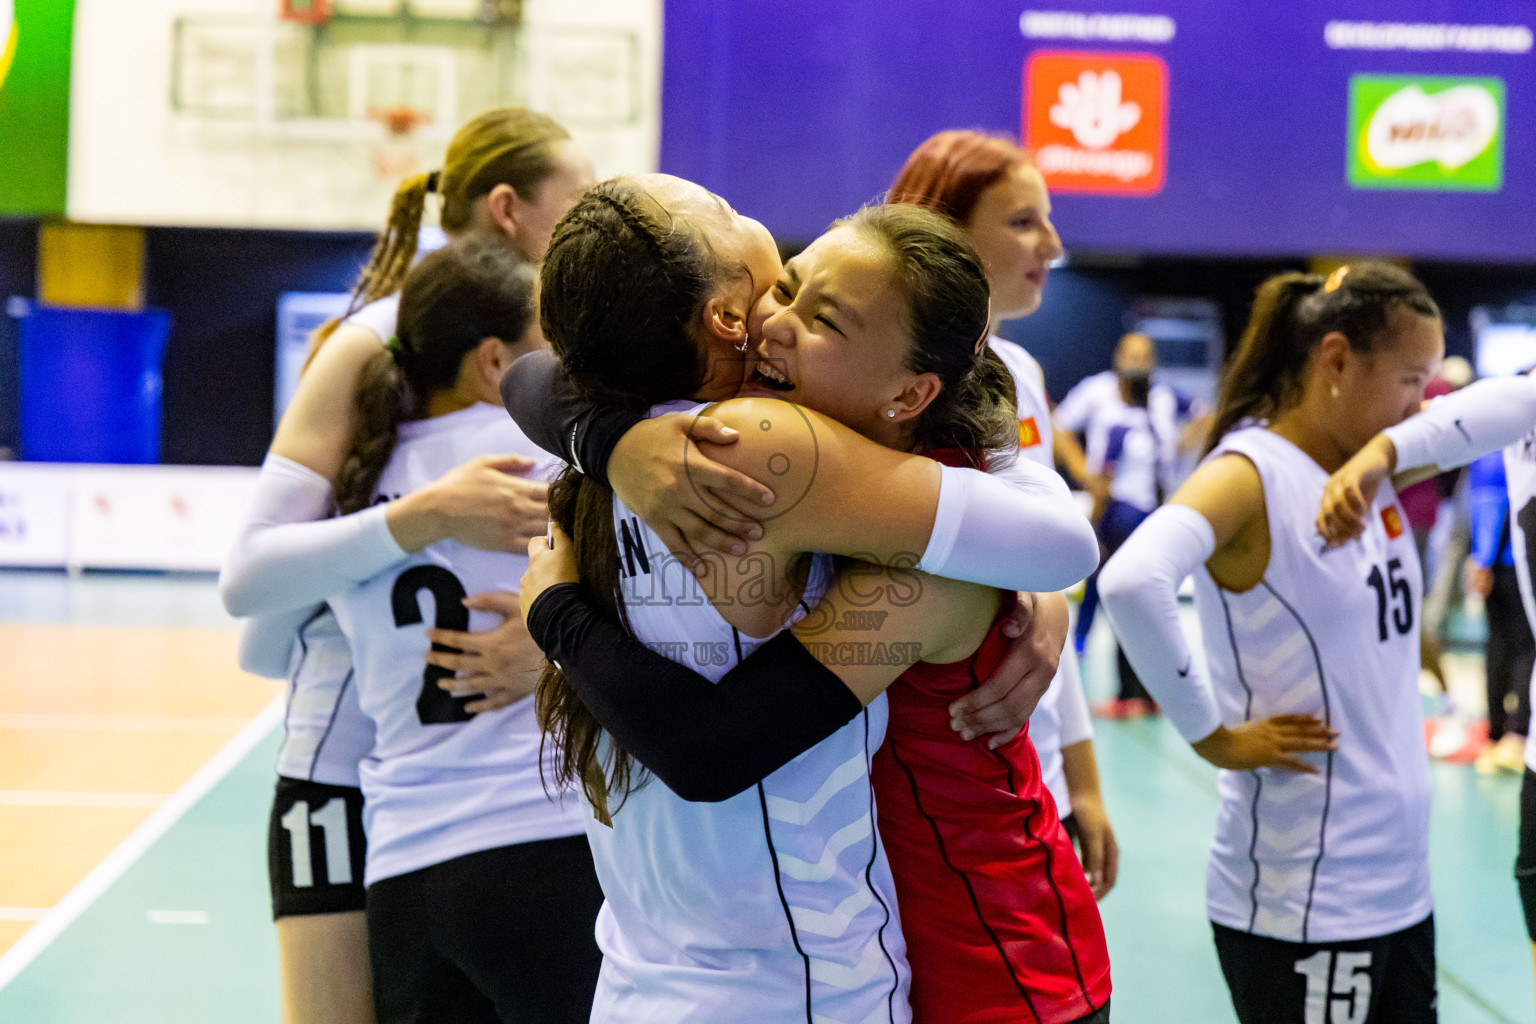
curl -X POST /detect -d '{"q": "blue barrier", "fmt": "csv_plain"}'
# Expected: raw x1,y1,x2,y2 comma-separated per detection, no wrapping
11,300,171,463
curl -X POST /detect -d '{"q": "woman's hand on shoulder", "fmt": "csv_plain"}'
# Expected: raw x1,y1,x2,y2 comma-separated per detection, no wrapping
388,454,547,553
1317,434,1396,548
1191,716,1337,774
609,412,774,574
948,591,1069,747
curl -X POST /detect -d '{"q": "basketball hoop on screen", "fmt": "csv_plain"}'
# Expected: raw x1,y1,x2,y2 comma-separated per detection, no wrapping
368,105,433,185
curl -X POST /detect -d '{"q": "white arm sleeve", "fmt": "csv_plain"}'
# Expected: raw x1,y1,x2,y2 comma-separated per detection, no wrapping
1098,503,1222,744
219,454,407,617
1383,374,1536,472
1054,642,1094,747
236,606,314,679
918,459,1100,593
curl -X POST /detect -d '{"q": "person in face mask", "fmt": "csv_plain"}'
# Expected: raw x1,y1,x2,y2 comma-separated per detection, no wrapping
1056,333,1200,715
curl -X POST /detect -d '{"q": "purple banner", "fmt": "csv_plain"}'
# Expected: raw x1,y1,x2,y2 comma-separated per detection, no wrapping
661,1,1536,261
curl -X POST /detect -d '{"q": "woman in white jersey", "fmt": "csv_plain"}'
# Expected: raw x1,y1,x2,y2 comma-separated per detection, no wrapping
888,128,1118,898
1097,263,1444,1023
514,177,1098,1023
1307,350,1536,1009
219,107,592,1024
324,239,597,1023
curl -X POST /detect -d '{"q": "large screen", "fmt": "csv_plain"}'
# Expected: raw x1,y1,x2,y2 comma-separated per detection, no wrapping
661,2,1536,262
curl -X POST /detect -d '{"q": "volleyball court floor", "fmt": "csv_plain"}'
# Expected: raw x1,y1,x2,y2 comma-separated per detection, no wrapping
0,568,1527,1023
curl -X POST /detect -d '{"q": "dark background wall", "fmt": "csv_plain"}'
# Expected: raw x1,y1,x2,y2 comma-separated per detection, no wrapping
0,221,372,466
142,227,373,466
0,219,37,458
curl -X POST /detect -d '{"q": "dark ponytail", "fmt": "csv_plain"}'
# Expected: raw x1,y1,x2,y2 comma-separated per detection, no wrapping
334,239,538,513
840,203,1015,466
536,177,724,823
1207,262,1440,454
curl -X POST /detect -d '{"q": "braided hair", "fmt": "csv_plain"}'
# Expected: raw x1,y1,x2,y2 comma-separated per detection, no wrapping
535,177,724,823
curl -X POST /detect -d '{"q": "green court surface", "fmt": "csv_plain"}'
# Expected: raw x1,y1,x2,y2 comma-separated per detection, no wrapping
0,573,1531,1022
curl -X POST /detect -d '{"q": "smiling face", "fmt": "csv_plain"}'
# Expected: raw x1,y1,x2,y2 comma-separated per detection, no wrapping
962,164,1062,321
747,225,918,439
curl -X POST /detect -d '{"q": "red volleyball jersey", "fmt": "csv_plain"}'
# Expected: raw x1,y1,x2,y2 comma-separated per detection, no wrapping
872,599,1112,1024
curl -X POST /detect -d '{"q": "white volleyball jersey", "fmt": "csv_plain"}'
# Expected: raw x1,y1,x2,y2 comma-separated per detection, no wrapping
1055,368,1196,443
1086,404,1176,512
991,337,1097,815
343,294,400,343
328,402,583,886
1502,427,1536,773
990,336,1053,465
1031,643,1092,816
1194,427,1431,943
584,400,911,1024
274,606,375,787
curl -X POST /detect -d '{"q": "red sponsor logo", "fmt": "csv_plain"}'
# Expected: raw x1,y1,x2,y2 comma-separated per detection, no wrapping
1025,51,1167,195
1381,505,1404,540
1019,416,1042,448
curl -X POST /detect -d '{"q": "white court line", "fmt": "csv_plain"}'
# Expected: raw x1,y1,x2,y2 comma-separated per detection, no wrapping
146,910,209,926
0,910,47,922
0,791,168,809
0,714,252,733
0,696,282,992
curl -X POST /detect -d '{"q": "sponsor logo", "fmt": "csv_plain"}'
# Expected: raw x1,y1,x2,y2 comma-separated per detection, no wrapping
1381,505,1405,540
1025,51,1166,195
1018,416,1042,448
1348,74,1504,191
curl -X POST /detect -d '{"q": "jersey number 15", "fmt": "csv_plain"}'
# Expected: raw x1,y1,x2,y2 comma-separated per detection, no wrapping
1364,558,1413,642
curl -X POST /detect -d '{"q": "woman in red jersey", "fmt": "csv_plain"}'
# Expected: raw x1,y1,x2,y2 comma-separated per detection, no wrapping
511,195,1112,1023
888,129,1119,902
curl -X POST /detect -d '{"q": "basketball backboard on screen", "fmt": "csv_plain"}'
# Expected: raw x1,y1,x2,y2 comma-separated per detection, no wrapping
69,0,659,230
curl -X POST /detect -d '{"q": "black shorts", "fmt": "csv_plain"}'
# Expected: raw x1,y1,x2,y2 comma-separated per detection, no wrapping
1069,996,1110,1023
1212,915,1436,1024
267,775,368,919
1517,767,1536,941
366,835,604,1024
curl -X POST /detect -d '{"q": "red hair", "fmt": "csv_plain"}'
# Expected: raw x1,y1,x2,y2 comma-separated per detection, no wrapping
889,131,1033,225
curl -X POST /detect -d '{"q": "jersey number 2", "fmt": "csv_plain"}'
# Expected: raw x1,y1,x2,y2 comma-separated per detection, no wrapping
1365,559,1413,642
1293,949,1371,1024
391,565,476,725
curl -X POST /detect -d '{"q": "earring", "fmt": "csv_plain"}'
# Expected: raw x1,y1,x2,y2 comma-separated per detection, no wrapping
886,409,897,419
1330,384,1339,399
735,338,749,353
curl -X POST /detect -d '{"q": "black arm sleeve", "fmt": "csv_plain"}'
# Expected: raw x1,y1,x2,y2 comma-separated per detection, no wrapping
500,349,645,485
527,583,863,802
